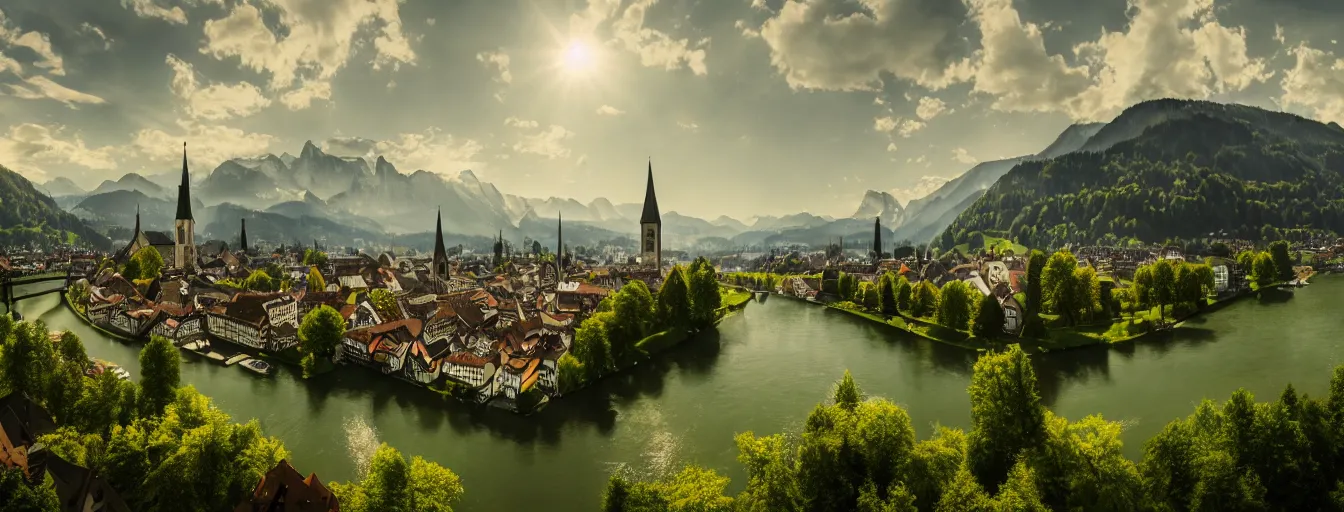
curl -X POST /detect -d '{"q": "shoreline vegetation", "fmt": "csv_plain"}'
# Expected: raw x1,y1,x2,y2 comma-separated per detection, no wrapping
603,345,1344,512
0,316,465,512
733,243,1312,354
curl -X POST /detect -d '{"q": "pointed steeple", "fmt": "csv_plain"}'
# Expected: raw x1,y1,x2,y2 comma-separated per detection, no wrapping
640,160,661,225
873,216,882,262
557,211,564,269
176,142,193,220
433,207,447,260
240,218,249,254
133,203,141,237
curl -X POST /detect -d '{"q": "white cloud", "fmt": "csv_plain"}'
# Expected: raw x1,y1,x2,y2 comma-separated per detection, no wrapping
873,116,896,133
6,76,105,108
915,96,947,120
677,121,700,132
120,0,187,25
888,175,950,205
426,18,436,27
952,147,978,164
736,20,760,39
897,119,925,137
504,117,539,129
966,0,1091,115
571,0,709,75
372,129,484,174
166,54,271,120
596,104,625,116
877,116,924,137
512,125,575,159
13,31,64,76
1274,24,1285,45
279,80,332,110
80,23,112,50
886,142,898,152
756,0,972,91
132,119,276,173
201,0,416,91
477,50,512,84
0,123,119,181
1280,44,1344,124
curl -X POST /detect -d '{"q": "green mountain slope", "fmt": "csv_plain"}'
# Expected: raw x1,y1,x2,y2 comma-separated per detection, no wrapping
943,99,1344,249
0,165,112,249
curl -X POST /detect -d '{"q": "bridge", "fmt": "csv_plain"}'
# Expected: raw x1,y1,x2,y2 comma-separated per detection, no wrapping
1,268,78,320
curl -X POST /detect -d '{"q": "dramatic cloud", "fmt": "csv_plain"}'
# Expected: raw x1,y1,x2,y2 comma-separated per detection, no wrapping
570,0,708,75
201,0,416,92
120,0,188,25
13,31,64,75
6,76,105,108
166,54,271,120
1280,44,1344,124
132,120,276,172
756,0,972,91
966,0,1091,114
596,104,625,116
511,125,574,159
915,97,947,120
0,123,119,181
279,80,332,110
340,128,485,174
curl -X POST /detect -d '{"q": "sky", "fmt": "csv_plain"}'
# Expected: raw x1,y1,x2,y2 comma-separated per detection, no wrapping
0,0,1341,220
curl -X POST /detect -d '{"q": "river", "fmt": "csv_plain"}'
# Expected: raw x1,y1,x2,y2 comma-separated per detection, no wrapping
13,277,1344,511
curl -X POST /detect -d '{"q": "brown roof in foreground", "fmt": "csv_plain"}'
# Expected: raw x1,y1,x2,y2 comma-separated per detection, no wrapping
235,459,339,512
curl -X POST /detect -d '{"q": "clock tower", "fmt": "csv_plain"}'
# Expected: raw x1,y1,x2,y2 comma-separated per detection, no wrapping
639,161,662,271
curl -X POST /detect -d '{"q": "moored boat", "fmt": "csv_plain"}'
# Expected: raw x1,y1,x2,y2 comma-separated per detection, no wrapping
239,358,273,376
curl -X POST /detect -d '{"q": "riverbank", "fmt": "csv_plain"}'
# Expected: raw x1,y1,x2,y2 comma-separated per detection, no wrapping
817,278,1308,353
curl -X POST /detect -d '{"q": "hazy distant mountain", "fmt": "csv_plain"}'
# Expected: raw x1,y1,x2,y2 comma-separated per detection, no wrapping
851,190,904,227
710,215,749,231
946,99,1344,247
749,212,831,232
264,191,385,234
279,152,297,167
90,173,170,200
1036,122,1107,159
197,159,304,209
73,189,202,232
40,177,85,197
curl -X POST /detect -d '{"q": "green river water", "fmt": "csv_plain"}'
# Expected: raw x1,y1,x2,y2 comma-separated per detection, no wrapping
13,277,1344,511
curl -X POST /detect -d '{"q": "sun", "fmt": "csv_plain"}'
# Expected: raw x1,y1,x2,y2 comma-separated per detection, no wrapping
560,40,597,76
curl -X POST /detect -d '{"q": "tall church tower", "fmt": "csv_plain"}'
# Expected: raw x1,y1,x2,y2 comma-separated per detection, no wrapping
240,218,249,255
432,208,450,281
872,217,882,263
174,142,196,270
640,160,662,271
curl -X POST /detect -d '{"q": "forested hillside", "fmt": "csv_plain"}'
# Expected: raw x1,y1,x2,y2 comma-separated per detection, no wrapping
0,165,111,249
943,100,1344,249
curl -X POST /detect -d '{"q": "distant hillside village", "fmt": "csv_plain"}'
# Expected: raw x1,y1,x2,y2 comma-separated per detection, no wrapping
65,147,677,412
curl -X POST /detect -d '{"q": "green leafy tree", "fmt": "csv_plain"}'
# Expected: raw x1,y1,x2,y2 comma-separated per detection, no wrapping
911,280,940,318
572,314,613,379
556,353,584,394
45,356,86,425
1268,240,1293,281
834,370,862,410
1236,250,1256,275
1041,250,1082,325
332,443,463,512
734,432,800,511
74,370,126,435
967,345,1045,492
307,266,326,291
138,334,181,417
56,331,89,371
859,281,880,311
0,467,60,512
657,266,692,329
971,292,1004,340
610,280,656,363
369,288,399,319
130,246,164,280
936,280,974,330
0,320,55,401
241,269,278,292
303,249,328,267
895,277,913,312
299,305,347,377
1022,250,1047,336
688,259,722,330
878,272,897,316
1252,252,1277,288
1151,259,1177,323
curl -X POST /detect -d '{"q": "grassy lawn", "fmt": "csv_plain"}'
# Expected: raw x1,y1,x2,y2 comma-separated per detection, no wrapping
635,329,690,356
720,288,752,309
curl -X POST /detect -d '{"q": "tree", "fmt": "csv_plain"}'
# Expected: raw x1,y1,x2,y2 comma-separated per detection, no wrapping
122,246,164,281
971,293,1004,340
895,277,913,312
557,354,584,394
408,455,465,512
56,331,88,371
936,280,974,330
572,314,612,379
74,370,125,435
299,305,347,376
1236,250,1256,275
688,259,722,330
242,269,278,292
1268,240,1293,281
911,281,939,318
0,467,60,512
657,266,692,329
369,288,399,320
834,370,862,410
859,281,880,311
967,345,1045,492
1041,250,1082,325
1151,259,1176,323
46,357,86,425
307,266,326,291
303,249,328,267
1023,250,1047,336
0,320,55,401
332,443,463,512
139,335,181,416
879,272,897,316
1252,252,1276,288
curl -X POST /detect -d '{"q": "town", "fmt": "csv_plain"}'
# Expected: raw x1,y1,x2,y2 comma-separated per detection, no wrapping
58,149,684,413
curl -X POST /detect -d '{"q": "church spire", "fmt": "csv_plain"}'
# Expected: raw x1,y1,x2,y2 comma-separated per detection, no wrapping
873,216,882,263
133,203,140,237
640,160,661,225
433,207,447,259
557,211,564,270
240,218,249,255
176,142,193,221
